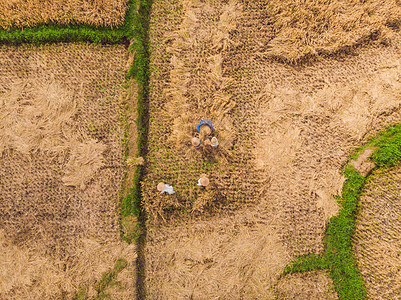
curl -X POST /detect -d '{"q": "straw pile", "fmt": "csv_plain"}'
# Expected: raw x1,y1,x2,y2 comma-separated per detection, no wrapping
265,0,401,63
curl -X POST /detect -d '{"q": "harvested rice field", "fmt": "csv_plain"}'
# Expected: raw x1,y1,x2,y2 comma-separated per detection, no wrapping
354,164,401,299
144,0,401,298
4,0,401,298
0,0,129,29
0,44,136,299
276,271,337,299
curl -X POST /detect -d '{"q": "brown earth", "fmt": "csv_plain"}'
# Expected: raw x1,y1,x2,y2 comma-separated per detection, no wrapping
0,0,129,29
0,44,136,299
354,165,401,299
350,147,376,177
144,0,401,298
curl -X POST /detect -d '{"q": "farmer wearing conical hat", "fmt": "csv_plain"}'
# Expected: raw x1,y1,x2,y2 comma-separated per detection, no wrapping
197,119,214,138
192,137,201,149
210,136,219,148
192,119,215,149
157,182,175,194
197,174,209,187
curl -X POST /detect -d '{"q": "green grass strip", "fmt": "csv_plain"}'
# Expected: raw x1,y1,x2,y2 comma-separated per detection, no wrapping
283,253,327,274
120,0,151,238
123,0,152,298
0,0,137,44
372,124,401,167
282,123,401,299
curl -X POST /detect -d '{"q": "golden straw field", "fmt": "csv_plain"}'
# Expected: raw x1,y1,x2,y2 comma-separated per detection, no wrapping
0,44,136,299
0,0,129,29
3,0,401,298
354,165,401,299
143,0,401,298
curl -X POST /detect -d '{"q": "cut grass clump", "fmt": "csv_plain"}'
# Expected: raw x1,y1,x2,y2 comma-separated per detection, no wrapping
283,123,401,299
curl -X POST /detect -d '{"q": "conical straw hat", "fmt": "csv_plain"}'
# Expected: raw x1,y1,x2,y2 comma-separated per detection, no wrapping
199,124,211,135
157,182,165,191
200,176,209,186
192,137,201,147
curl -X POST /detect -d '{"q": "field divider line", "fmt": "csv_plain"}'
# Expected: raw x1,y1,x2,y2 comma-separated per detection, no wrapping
123,0,153,299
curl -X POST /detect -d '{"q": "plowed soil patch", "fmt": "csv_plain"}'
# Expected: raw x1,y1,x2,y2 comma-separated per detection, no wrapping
0,44,136,299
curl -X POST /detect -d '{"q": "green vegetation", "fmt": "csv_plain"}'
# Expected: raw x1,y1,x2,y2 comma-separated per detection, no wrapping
0,25,125,44
0,0,137,44
120,0,151,243
123,1,152,297
94,258,128,299
283,166,366,299
283,123,401,299
72,259,128,300
372,124,401,167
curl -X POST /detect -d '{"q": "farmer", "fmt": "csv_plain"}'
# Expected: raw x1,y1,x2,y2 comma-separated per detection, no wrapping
196,119,214,140
210,136,219,148
191,137,201,149
197,174,209,187
157,182,175,194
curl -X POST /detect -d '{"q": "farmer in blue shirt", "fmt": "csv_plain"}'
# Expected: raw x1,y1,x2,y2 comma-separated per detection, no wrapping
193,119,218,149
